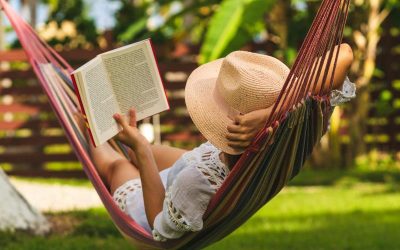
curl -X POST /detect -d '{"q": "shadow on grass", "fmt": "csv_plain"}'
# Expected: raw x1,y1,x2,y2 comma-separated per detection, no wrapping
207,208,400,250
1,207,399,250
1,169,399,250
289,169,400,187
0,208,136,250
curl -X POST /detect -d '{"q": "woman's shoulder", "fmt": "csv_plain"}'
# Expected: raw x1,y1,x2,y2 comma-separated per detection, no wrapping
172,141,220,166
183,141,229,188
193,141,220,153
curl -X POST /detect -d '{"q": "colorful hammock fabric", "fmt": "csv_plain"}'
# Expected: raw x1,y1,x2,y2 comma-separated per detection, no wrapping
0,0,349,249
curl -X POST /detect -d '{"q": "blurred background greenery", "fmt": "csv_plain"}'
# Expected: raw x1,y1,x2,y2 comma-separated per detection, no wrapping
0,0,399,249
5,0,400,168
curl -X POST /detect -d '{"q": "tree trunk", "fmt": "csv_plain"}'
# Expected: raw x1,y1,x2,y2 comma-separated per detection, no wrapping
343,0,390,166
311,0,391,168
268,0,290,51
0,169,50,235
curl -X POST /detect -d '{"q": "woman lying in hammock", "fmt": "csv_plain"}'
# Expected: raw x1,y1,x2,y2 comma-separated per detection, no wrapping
76,43,355,241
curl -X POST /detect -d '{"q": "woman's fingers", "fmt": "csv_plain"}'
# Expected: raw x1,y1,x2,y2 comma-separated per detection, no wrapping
113,113,129,130
227,140,250,150
113,108,137,131
226,132,251,142
129,108,137,127
233,114,243,125
227,123,244,133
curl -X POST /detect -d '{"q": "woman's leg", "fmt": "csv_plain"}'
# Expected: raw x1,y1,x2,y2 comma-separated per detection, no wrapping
127,144,188,172
75,113,141,194
88,141,141,194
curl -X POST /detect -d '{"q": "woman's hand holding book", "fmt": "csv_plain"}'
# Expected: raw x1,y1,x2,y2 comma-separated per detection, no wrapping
113,108,151,157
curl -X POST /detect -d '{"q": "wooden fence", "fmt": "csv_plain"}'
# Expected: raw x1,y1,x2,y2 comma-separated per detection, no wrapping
0,41,399,178
366,21,400,153
0,45,205,178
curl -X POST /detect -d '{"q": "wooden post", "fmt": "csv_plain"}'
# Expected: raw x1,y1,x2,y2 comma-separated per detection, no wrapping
20,0,36,28
0,6,4,51
0,0,8,50
29,0,36,29
153,114,161,144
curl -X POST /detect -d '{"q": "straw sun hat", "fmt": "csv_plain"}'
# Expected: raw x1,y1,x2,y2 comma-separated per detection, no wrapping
185,51,290,155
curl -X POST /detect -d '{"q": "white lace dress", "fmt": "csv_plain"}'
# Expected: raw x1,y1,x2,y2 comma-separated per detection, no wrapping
112,76,356,241
112,141,229,241
330,76,356,106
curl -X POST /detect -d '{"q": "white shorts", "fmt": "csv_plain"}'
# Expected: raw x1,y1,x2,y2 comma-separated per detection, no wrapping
112,167,171,233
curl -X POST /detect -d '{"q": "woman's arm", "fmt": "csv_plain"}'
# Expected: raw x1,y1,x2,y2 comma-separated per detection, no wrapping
226,43,354,151
312,43,354,94
113,108,164,228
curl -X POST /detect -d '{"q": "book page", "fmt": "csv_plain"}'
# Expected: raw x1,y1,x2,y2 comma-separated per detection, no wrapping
39,63,76,122
78,57,121,145
50,64,79,107
101,40,169,121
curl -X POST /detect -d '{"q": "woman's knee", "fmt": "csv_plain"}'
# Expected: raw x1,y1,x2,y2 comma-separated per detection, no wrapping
106,158,137,186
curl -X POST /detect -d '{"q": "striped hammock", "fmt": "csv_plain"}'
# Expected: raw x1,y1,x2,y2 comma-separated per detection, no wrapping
0,0,349,249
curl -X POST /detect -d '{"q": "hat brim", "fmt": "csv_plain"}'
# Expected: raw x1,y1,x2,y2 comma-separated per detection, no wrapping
185,58,243,155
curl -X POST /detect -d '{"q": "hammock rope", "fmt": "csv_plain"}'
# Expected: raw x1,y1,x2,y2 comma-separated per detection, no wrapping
0,0,350,249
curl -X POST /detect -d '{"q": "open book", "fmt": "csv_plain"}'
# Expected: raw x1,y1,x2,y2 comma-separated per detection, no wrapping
71,39,169,147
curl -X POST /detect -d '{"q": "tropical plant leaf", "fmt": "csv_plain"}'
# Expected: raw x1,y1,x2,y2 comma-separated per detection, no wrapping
199,0,245,64
118,18,148,42
199,0,276,64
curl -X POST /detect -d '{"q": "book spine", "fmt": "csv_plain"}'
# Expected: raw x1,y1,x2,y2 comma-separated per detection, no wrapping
149,39,170,111
71,73,97,147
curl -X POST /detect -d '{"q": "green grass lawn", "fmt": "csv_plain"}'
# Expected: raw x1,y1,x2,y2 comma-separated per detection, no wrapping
1,170,399,250
208,183,400,250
